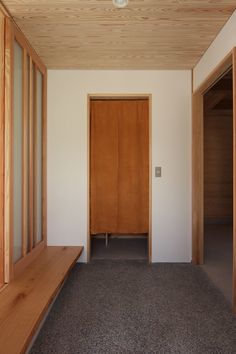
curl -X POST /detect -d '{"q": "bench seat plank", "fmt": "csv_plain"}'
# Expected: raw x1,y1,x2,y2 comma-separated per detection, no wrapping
0,246,83,354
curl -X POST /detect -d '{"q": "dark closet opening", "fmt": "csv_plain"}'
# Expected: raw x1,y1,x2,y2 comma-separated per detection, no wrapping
89,97,150,261
203,69,233,302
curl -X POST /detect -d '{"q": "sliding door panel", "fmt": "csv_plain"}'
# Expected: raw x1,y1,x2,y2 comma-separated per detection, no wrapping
90,100,118,234
90,99,149,235
3,18,47,279
118,100,149,233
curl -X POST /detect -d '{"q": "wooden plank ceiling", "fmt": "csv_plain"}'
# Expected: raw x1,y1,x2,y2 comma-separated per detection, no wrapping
2,0,236,69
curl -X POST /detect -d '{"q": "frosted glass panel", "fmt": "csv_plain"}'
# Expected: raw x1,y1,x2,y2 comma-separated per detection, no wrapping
36,70,43,243
13,41,23,263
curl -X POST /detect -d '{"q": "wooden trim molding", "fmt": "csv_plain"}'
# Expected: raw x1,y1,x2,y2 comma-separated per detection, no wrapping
233,48,236,313
33,63,37,247
87,94,91,262
4,17,13,282
0,3,10,18
192,49,236,313
29,57,34,252
0,11,5,286
192,92,204,265
13,24,46,75
148,95,152,263
87,93,152,263
193,50,233,95
22,48,28,257
42,71,47,245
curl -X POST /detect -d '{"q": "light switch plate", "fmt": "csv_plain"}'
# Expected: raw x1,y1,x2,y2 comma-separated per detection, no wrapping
155,166,162,177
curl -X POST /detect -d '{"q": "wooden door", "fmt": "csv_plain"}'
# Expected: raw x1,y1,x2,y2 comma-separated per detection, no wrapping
90,99,149,235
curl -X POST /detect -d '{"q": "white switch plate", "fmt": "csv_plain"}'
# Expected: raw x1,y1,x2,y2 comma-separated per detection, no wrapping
155,166,162,177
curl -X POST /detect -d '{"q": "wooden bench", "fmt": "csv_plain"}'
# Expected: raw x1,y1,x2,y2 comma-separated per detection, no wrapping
0,246,83,354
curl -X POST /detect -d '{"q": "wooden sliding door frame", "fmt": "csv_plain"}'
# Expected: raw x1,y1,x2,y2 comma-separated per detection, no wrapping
4,17,13,282
4,18,47,281
0,11,5,286
87,94,152,263
192,49,236,312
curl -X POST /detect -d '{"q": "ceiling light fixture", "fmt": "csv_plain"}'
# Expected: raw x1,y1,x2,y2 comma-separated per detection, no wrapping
113,0,129,8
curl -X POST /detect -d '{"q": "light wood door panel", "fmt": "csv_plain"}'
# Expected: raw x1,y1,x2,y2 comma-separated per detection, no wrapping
90,99,149,235
90,100,118,234
117,100,149,233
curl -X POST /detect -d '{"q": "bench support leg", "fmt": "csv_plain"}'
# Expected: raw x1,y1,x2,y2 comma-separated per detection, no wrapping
105,233,109,247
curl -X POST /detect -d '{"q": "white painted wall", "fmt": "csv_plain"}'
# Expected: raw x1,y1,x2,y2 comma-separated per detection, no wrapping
47,70,192,262
193,9,236,91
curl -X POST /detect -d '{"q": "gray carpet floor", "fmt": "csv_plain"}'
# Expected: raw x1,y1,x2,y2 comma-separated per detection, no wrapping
202,224,233,303
30,261,236,354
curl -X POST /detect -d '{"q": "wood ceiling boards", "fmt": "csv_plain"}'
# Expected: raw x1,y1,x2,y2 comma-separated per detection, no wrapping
1,0,236,69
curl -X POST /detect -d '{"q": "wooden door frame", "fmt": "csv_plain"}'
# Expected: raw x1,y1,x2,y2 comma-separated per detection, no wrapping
87,94,152,263
0,11,5,287
192,48,236,312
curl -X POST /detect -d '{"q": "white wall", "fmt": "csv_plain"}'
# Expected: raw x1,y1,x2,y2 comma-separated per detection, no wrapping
47,70,192,262
193,9,236,90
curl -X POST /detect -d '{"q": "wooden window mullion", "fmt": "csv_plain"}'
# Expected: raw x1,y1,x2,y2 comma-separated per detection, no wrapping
42,74,47,243
5,18,13,281
0,12,4,286
22,48,27,257
33,64,37,247
28,58,34,251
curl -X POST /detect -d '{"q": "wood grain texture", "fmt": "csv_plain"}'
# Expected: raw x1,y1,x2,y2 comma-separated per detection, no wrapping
0,246,83,354
0,11,5,286
204,110,233,221
90,99,149,234
28,57,33,252
192,92,204,265
22,48,28,257
90,100,119,233
117,100,149,233
1,0,236,69
13,240,45,279
0,2,10,17
33,64,37,247
42,70,47,245
148,96,152,263
88,94,152,262
87,95,91,261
